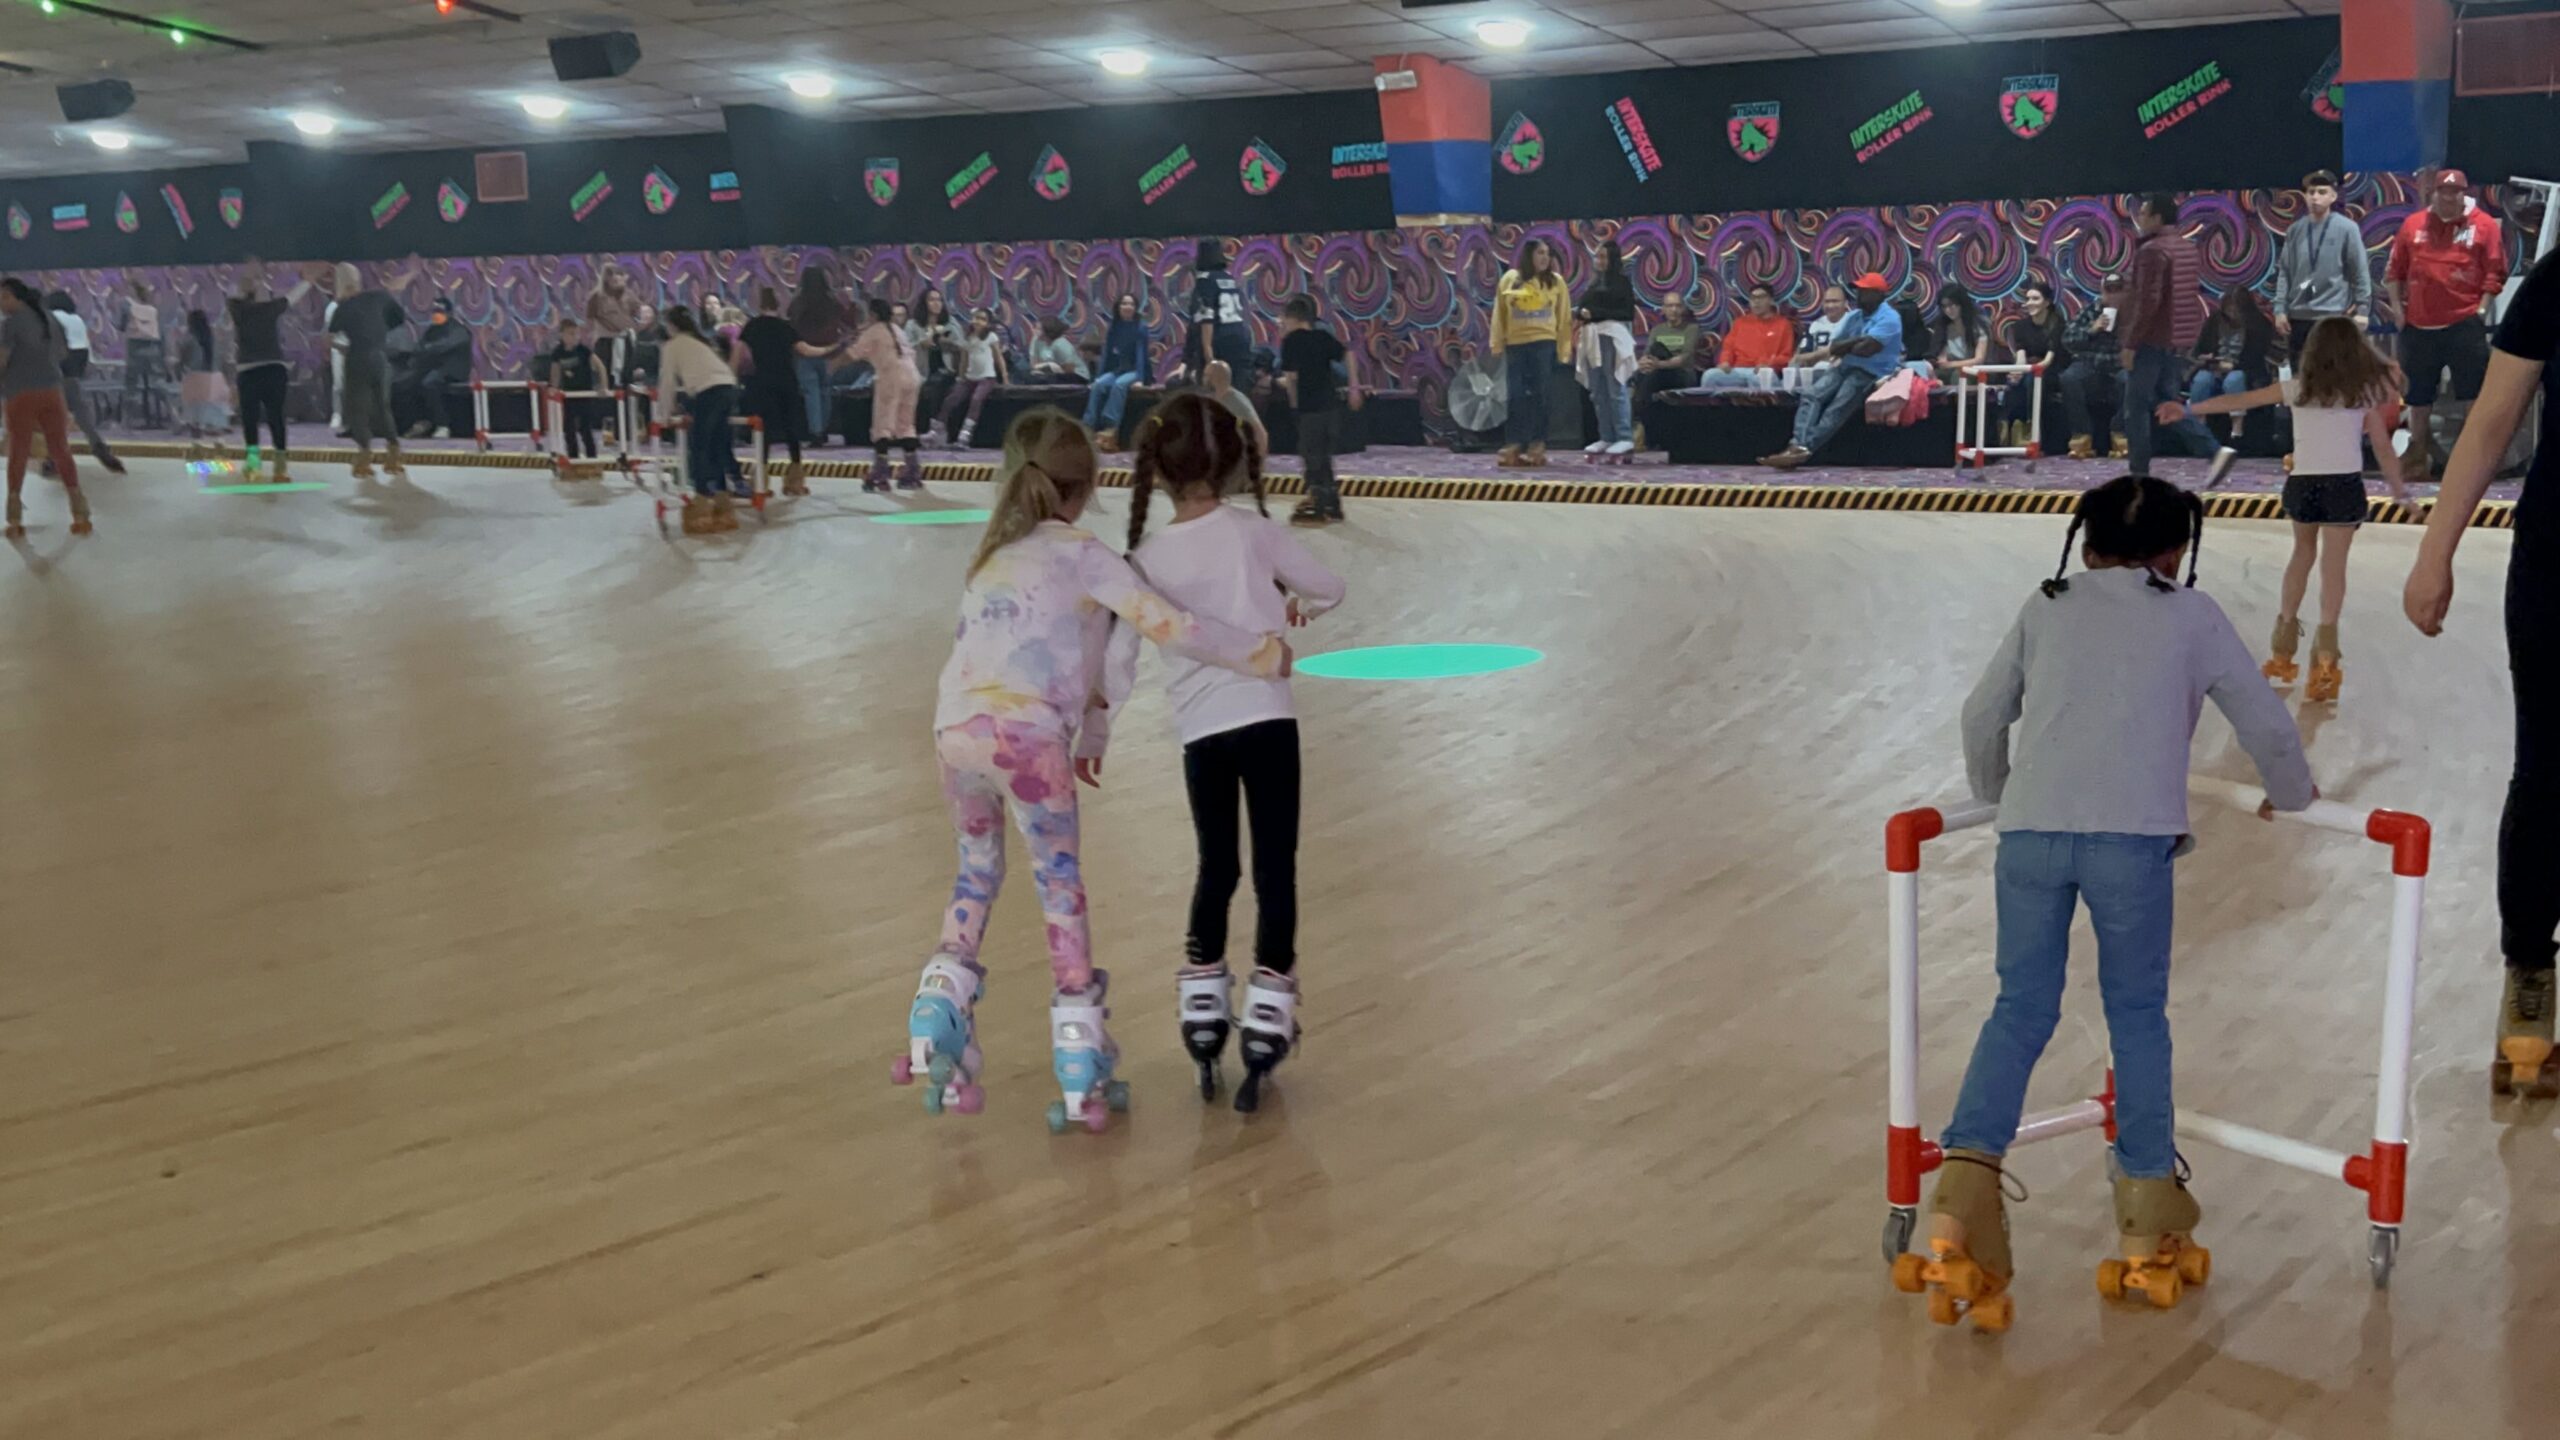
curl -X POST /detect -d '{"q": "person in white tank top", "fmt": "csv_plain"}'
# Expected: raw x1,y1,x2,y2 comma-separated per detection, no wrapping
2165,316,2406,700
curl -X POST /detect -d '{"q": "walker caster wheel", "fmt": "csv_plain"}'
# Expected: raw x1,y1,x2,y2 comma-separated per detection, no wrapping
1104,1079,1130,1113
890,1055,914,1086
2369,1228,2398,1289
1882,1208,1916,1265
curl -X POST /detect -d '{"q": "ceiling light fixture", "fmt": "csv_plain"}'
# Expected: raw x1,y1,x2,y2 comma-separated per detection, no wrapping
90,128,131,150
1097,49,1149,77
1474,18,1532,48
783,72,835,99
289,111,337,136
1933,0,1982,7
518,94,568,120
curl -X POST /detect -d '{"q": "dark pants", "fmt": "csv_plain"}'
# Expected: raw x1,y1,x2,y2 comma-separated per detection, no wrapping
2400,315,2491,407
2505,534,2560,970
2058,361,2118,445
1504,340,1557,447
1184,719,1301,975
123,338,165,427
918,372,954,439
342,354,396,452
939,376,996,440
238,364,290,455
1298,406,1343,517
747,380,803,464
2123,345,2215,476
58,370,116,466
562,397,601,460
685,384,741,496
1631,366,1695,442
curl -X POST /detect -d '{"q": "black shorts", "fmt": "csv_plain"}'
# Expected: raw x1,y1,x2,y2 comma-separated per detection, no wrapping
2283,472,2368,527
2398,316,2490,407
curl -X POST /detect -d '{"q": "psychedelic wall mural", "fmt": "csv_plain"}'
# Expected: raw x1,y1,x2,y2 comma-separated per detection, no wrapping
14,174,2515,438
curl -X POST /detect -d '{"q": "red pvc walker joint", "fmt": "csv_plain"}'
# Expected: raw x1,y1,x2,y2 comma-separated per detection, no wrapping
2343,1141,2408,1224
2366,809,2432,877
1885,808,1945,873
2097,1068,2119,1143
1887,1125,1944,1206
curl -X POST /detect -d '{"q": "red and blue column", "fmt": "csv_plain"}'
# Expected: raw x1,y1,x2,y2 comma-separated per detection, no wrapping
2339,0,2454,172
1375,55,1490,227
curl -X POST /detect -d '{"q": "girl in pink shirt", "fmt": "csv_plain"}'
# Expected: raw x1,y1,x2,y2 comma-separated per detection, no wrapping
849,297,923,492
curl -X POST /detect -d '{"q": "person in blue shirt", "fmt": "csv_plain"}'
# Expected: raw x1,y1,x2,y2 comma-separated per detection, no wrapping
1760,272,1903,470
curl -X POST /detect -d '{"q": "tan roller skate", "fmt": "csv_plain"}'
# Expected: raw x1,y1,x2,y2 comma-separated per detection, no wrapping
711,494,740,532
1892,1149,2017,1333
1095,428,1120,453
350,458,376,481
680,494,719,535
2067,434,2094,460
383,454,409,482
67,486,91,537
1523,442,1548,467
2493,967,2558,1099
2108,436,2129,460
2097,1168,2209,1309
2263,615,2302,686
1496,445,1522,468
782,460,809,497
2304,623,2343,703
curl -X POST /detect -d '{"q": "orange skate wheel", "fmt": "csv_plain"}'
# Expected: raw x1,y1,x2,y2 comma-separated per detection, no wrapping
1927,1289,1961,1327
1938,1257,1984,1303
1969,1291,2014,1334
2095,1258,2128,1301
1892,1253,1928,1294
2143,1269,2183,1309
2177,1245,2211,1287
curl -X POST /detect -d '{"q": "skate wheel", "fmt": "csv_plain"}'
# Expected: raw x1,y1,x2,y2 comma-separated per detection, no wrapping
1045,1101,1070,1135
1891,1253,1928,1295
952,1083,985,1115
2096,1258,2129,1301
1938,1257,1983,1303
2177,1245,2211,1287
1084,1105,1110,1134
889,1055,914,1086
1234,1073,1264,1115
1926,1289,1960,1327
925,1055,955,1090
2144,1270,2182,1309
1969,1291,2014,1334
1105,1079,1130,1113
1197,1060,1222,1103
922,1086,945,1117
70,521,91,536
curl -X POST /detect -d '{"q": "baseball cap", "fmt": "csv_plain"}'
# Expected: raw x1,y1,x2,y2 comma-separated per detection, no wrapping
1852,271,1889,291
2435,168,2470,191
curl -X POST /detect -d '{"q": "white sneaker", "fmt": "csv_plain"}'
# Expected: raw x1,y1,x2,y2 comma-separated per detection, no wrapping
1606,440,1634,456
1584,440,1608,454
434,426,452,440
2204,446,2238,490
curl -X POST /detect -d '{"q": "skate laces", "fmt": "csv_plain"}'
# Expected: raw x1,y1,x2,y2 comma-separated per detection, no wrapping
2519,970,2555,1022
1946,1152,2031,1205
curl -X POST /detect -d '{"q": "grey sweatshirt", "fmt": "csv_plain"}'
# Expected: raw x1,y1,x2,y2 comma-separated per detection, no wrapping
1963,566,2314,839
2272,211,2373,320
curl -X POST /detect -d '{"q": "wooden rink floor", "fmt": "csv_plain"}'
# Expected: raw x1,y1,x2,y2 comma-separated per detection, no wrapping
0,462,2553,1440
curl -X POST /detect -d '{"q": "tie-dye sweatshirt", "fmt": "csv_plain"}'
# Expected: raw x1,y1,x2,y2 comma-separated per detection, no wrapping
935,519,1286,755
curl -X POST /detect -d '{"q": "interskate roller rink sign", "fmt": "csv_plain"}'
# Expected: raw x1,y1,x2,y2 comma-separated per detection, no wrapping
1851,91,1932,165
2139,61,2232,140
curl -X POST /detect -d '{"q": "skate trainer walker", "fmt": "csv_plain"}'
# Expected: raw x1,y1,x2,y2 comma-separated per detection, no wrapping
1880,779,2430,1296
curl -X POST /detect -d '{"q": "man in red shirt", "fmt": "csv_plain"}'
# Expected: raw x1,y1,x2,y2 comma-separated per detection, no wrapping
2120,192,2237,485
2387,168,2509,473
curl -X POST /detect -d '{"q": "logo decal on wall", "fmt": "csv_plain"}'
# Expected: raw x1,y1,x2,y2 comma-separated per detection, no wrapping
865,159,899,207
643,167,679,215
114,192,139,234
2001,75,2058,139
1497,112,1543,175
436,179,469,224
570,171,613,221
1140,144,1196,205
1851,90,1932,163
945,152,996,209
1240,138,1285,196
2305,49,2343,122
1330,141,1387,180
370,182,409,230
53,203,88,232
6,204,28,241
1033,145,1071,202
218,189,244,229
709,170,742,203
161,184,193,239
1728,102,1779,163
1607,98,1661,181
2139,61,2230,139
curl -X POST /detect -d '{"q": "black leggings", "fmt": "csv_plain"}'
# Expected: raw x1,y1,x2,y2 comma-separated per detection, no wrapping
748,380,804,464
562,397,600,460
238,364,289,455
2505,535,2560,970
1183,719,1301,974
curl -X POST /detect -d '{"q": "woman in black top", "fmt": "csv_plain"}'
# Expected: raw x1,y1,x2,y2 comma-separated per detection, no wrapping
1997,282,2072,442
2188,287,2278,436
1575,240,1638,454
228,260,314,480
741,286,824,491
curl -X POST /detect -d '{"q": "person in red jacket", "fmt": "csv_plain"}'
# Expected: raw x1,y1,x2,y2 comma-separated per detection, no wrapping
2387,168,2509,475
2119,193,2239,487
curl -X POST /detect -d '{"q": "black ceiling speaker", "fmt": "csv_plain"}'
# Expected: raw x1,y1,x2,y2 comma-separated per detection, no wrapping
57,79,136,124
548,31,641,82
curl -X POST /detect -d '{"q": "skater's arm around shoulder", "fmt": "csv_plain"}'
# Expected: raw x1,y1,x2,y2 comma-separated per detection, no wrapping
1960,609,2028,806
2195,599,2315,811
1260,521,1344,618
1075,538,1287,678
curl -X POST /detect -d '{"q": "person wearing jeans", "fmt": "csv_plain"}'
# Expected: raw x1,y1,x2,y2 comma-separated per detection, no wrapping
1576,240,1637,456
2120,193,2237,484
1489,236,1571,466
1760,272,1902,469
1083,292,1148,448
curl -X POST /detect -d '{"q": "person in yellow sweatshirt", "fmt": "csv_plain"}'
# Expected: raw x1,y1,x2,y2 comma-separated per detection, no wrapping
1488,238,1573,466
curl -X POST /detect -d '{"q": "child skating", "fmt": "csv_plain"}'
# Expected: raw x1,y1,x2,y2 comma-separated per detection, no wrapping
1901,475,2316,1331
1107,393,1346,1111
2161,316,2406,702
903,408,1291,1132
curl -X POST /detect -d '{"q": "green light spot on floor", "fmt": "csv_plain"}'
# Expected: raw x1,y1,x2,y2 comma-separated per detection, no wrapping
1295,644,1545,681
199,482,333,495
871,508,992,526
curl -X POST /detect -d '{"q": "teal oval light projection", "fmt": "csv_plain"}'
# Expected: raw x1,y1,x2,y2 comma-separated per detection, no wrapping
872,508,992,526
1296,644,1545,681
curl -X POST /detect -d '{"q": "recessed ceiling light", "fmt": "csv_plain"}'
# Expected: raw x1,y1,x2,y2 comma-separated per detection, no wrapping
90,129,131,150
519,94,568,120
783,72,835,99
289,111,336,137
1934,0,1982,7
1474,18,1532,48
1098,49,1149,77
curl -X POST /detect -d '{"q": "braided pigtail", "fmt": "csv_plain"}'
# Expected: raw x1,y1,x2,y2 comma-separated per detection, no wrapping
2183,491,2205,588
2041,512,2084,597
1126,424,1161,553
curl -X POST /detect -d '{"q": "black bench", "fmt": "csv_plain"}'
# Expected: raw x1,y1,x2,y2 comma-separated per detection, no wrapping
1649,388,1959,468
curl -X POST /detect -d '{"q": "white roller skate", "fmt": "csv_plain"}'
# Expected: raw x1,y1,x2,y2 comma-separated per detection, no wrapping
1233,968,1299,1114
1048,971,1128,1134
1177,962,1233,1102
889,953,985,1115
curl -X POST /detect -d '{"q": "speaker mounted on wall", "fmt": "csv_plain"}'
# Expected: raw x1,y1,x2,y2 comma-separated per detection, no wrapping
548,31,641,83
57,79,136,125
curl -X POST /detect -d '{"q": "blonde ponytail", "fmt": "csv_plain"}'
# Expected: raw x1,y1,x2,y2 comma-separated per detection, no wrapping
969,407,1098,578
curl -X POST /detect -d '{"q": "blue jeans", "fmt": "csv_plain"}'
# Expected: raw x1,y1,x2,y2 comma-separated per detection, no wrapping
1588,335,1632,445
685,384,742,496
1504,340,1556,446
2124,345,2216,476
1789,366,1877,453
1083,370,1141,432
796,354,831,437
1943,831,2181,1179
2187,367,2247,408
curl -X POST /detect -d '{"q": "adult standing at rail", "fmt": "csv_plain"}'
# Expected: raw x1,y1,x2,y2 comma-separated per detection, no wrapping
2271,169,2372,366
788,271,850,439
2388,169,2506,477
586,262,641,392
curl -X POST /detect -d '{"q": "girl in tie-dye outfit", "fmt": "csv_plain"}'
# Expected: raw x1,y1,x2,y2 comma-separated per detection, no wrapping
894,407,1290,1134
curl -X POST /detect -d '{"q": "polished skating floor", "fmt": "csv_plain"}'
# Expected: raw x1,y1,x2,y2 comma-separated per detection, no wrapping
0,463,2551,1440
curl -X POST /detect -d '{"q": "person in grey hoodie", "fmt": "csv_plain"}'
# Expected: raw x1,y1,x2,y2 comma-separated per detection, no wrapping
2271,169,2373,366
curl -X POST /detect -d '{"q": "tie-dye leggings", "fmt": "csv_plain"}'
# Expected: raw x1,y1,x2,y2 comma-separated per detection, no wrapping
934,715,1091,991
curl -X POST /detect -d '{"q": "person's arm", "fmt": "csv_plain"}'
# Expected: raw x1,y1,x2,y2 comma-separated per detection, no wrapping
1077,541,1288,678
2482,217,2510,317
2407,349,2543,633
1077,614,1145,773
2383,224,2411,323
1554,281,1574,360
2168,380,2286,421
1487,288,1508,356
2271,229,2299,330
1263,522,1346,618
1959,612,2027,806
2364,405,2407,499
1343,343,1364,410
2200,607,2316,811
2345,222,2373,322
